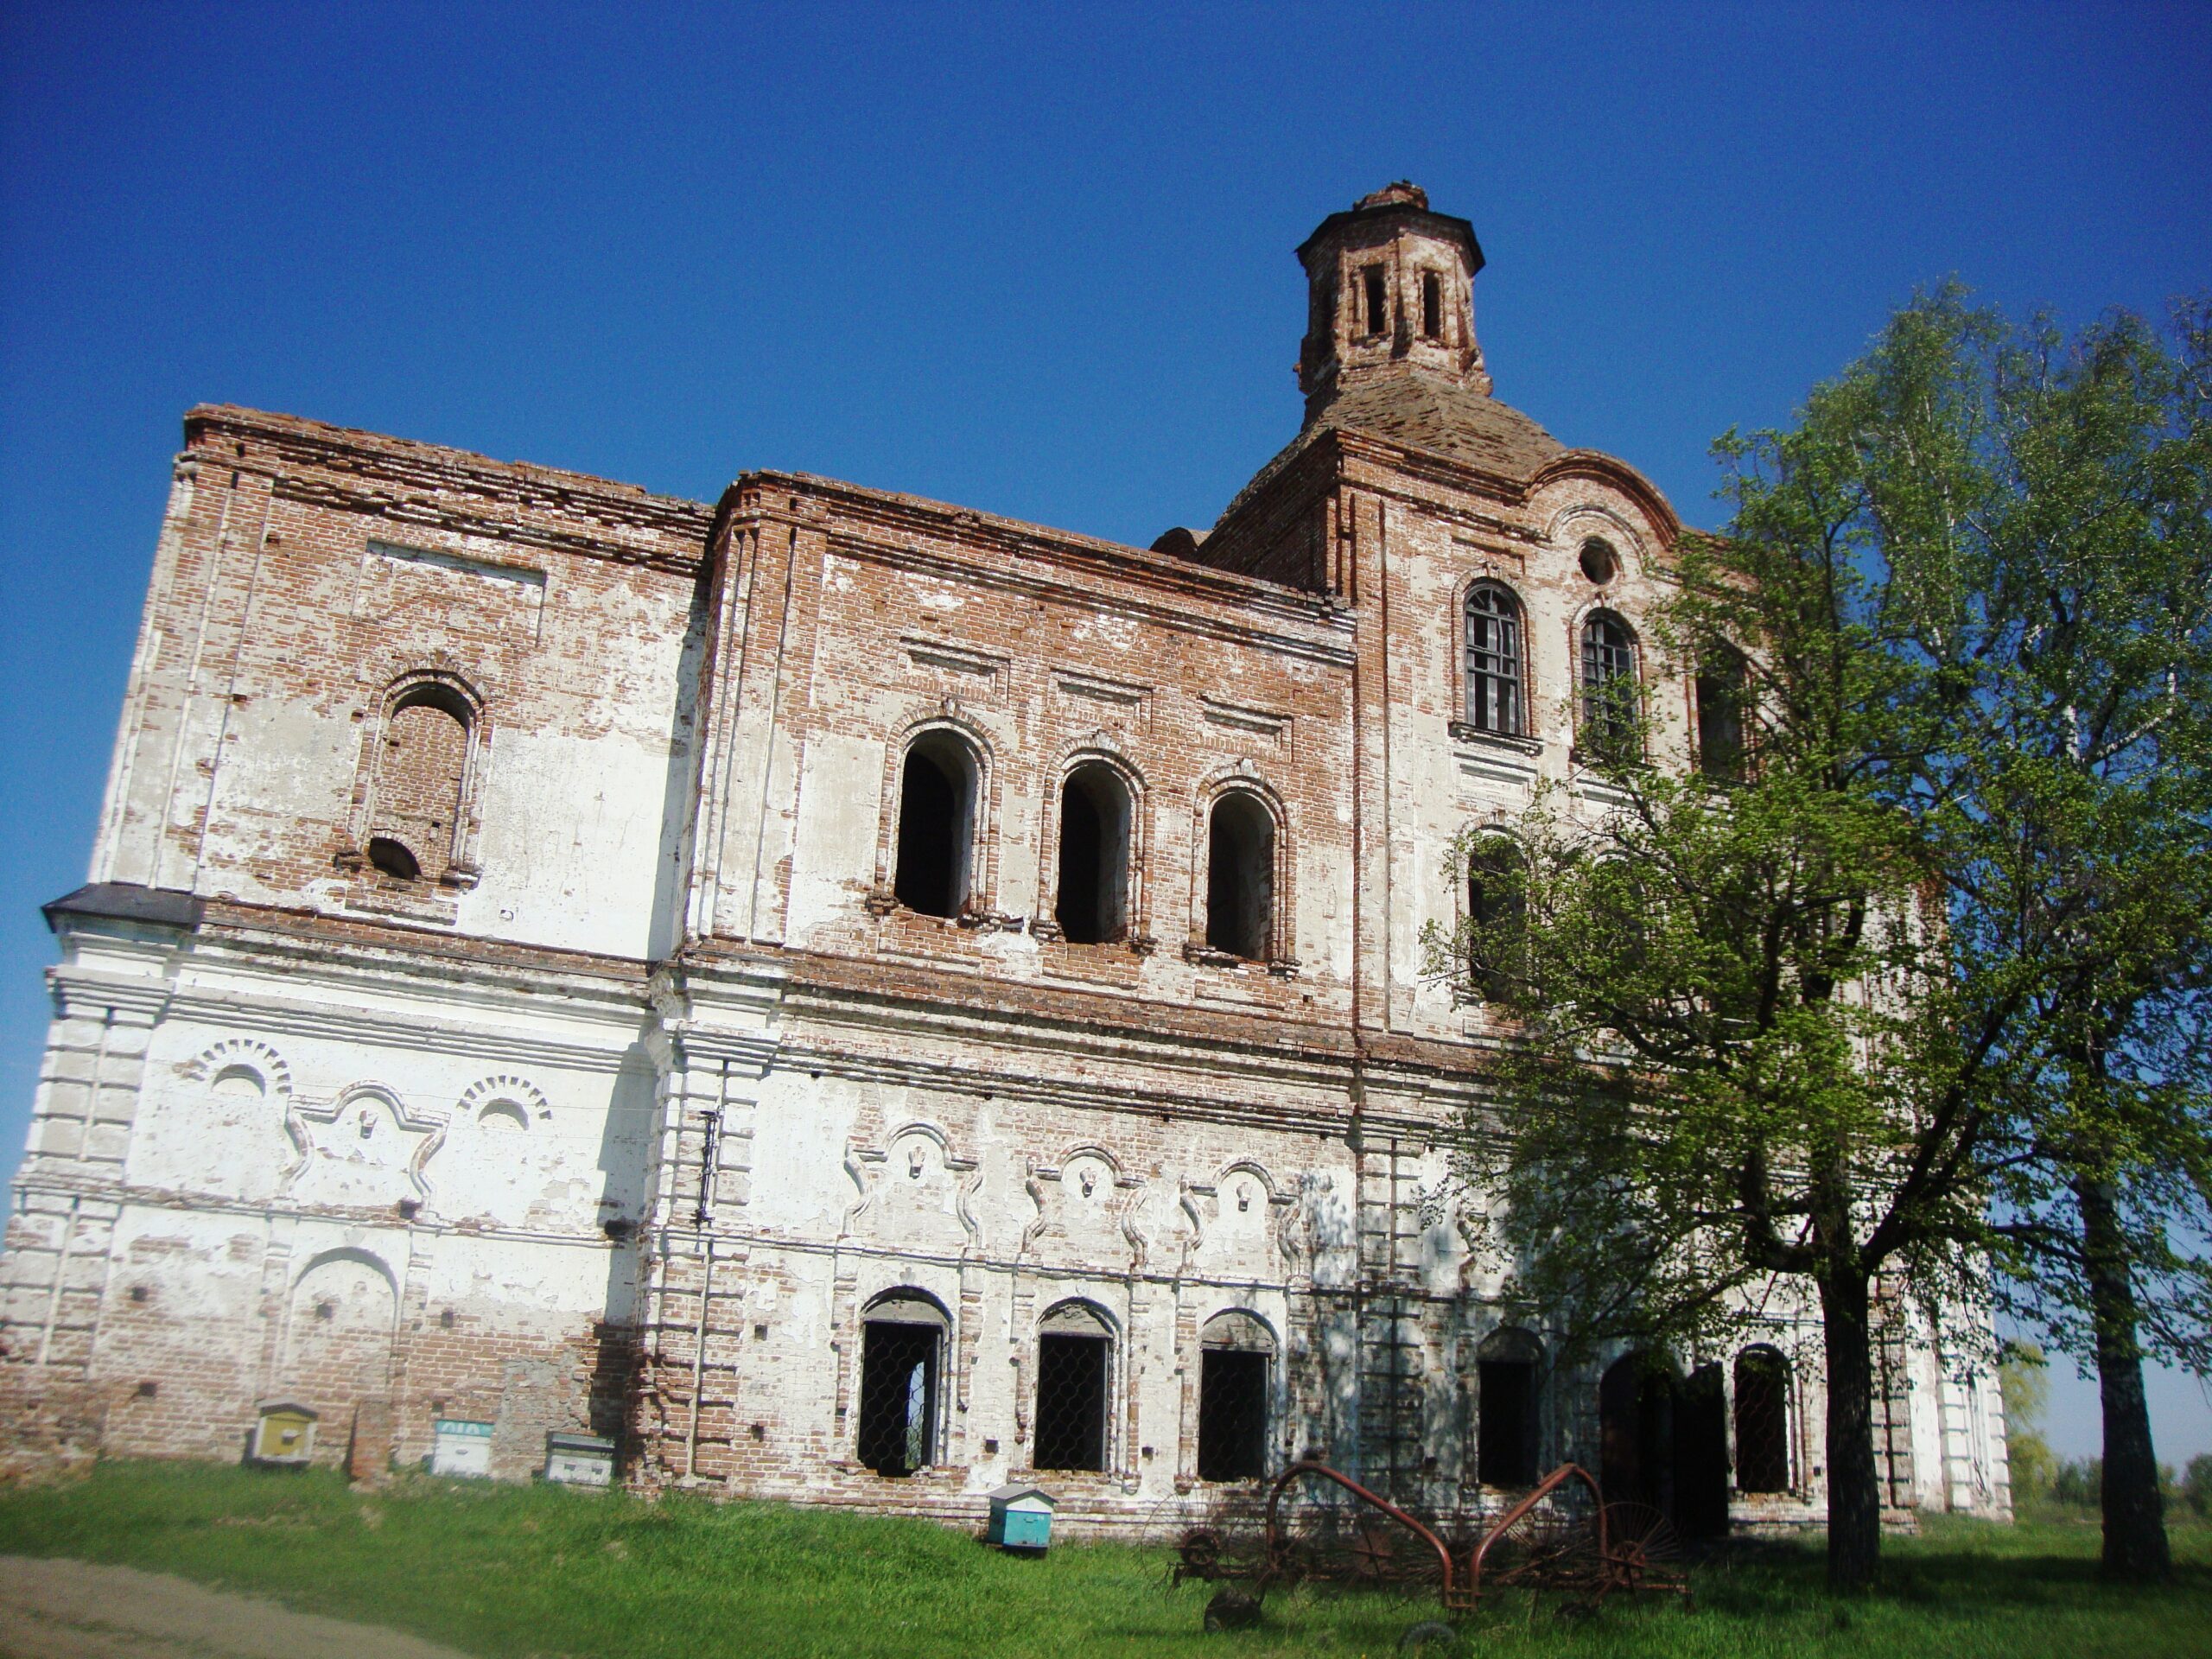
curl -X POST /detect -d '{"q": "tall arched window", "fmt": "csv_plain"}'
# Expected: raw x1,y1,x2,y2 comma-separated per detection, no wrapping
1197,1311,1274,1482
1463,584,1525,737
855,1289,949,1478
893,732,981,918
1205,792,1274,961
1033,1300,1115,1472
1579,613,1640,762
1476,1327,1543,1488
1465,836,1525,1001
1056,763,1134,944
369,681,476,883
1695,645,1748,783
1733,1345,1790,1493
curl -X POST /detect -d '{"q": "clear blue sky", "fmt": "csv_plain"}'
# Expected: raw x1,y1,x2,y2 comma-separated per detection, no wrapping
3,2,2208,1465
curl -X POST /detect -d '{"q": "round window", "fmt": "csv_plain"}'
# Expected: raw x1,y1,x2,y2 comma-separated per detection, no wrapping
1579,539,1618,585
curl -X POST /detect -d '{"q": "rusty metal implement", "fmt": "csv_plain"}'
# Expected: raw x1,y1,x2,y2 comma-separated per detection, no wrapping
1174,1459,1691,1617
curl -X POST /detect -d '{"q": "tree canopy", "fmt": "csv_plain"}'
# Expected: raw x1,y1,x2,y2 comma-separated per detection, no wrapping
1428,288,2212,1588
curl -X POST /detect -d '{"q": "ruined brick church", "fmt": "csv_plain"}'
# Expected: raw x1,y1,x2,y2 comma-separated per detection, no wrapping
3,185,2011,1531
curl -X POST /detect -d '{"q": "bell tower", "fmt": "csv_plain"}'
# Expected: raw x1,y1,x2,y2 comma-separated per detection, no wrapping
1296,181,1491,421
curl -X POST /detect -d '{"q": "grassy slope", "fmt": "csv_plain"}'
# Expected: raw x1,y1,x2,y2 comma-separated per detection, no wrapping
0,1463,2206,1659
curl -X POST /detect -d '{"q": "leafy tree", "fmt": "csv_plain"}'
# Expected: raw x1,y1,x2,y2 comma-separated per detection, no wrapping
1898,296,2212,1580
2184,1453,2212,1519
1427,289,2212,1589
2000,1341,2056,1503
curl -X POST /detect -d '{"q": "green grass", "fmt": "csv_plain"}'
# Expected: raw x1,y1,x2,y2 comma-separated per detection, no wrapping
0,1462,2207,1658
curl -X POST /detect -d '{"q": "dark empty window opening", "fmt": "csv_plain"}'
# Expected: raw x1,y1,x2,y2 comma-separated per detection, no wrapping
893,734,977,918
1362,264,1389,338
365,836,421,881
1033,1304,1113,1472
1478,1360,1539,1486
1055,763,1132,944
1579,538,1618,585
1205,792,1274,961
1463,584,1524,735
1198,1350,1268,1481
1696,649,1749,783
1580,613,1640,762
1465,838,1525,1001
855,1312,943,1477
1733,1346,1790,1493
1421,272,1442,340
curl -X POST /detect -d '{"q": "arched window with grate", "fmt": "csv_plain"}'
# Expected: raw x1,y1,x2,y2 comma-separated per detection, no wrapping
1197,1311,1274,1482
1733,1345,1791,1493
1033,1300,1115,1472
1579,612,1640,762
855,1290,949,1477
1462,583,1525,737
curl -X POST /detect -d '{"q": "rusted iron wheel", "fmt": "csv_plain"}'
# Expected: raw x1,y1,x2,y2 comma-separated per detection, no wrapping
1178,1529,1223,1573
1595,1502,1682,1595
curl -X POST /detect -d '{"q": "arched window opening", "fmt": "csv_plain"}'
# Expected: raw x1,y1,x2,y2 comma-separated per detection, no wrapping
1421,271,1442,340
1205,793,1274,961
1465,836,1525,1001
1033,1301,1113,1473
1696,647,1749,783
1733,1346,1791,1493
1477,1327,1543,1488
893,733,979,918
1197,1312,1274,1482
1362,264,1389,338
1462,584,1524,737
1679,1363,1732,1539
1056,763,1133,944
371,683,472,882
1579,613,1640,763
1599,1353,1675,1516
856,1291,949,1477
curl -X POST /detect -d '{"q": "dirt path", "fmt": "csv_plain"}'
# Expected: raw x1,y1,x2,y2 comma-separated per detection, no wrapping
0,1555,478,1659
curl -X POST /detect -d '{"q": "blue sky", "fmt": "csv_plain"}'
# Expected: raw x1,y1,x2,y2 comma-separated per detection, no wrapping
3,1,2208,1464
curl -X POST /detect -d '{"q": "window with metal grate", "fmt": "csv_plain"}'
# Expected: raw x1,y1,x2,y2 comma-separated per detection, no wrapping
1033,1331,1110,1471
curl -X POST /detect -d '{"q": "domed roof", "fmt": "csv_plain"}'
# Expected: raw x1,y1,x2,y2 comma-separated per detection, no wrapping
1220,372,1563,524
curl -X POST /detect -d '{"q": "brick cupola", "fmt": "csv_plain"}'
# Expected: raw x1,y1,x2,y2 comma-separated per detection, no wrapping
1296,181,1492,421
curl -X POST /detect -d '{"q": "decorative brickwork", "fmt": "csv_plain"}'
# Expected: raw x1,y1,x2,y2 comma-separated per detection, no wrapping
0,187,2006,1533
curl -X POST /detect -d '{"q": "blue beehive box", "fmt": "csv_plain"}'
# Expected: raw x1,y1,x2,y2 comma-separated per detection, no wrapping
986,1483,1056,1551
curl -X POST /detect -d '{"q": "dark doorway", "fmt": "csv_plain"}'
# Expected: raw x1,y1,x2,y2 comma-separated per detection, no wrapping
1205,793,1274,960
1056,764,1131,944
1734,1347,1791,1492
1678,1363,1732,1540
1599,1354,1675,1516
855,1319,940,1476
1478,1364,1539,1487
1034,1331,1110,1471
893,736,974,917
1198,1350,1268,1481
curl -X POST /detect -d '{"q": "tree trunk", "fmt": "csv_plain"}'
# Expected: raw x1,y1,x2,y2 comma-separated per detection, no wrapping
2075,1174,2171,1583
1817,1264,1882,1590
